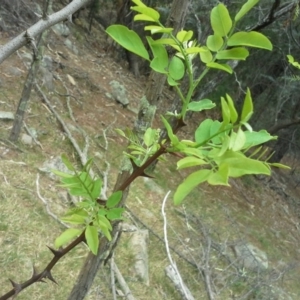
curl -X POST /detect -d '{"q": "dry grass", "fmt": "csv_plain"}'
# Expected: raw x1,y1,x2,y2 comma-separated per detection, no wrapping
0,12,300,300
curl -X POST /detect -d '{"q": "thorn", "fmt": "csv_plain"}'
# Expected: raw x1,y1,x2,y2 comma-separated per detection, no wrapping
9,279,22,293
45,270,58,284
140,171,154,179
130,158,139,171
47,245,63,257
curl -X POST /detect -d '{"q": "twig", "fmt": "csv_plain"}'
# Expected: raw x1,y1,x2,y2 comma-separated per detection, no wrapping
162,191,194,300
24,122,43,149
36,173,69,228
111,260,136,300
110,255,117,300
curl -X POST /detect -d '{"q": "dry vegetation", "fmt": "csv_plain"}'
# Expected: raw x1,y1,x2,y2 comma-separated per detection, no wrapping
0,3,300,299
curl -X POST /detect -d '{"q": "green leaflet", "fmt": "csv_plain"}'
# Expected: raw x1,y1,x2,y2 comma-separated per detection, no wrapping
131,6,160,22
229,127,246,151
85,225,99,255
216,47,249,60
207,163,229,186
174,169,211,205
147,36,168,74
206,62,233,74
177,157,207,170
106,191,123,208
210,3,232,37
235,0,259,21
106,208,125,220
143,127,157,147
106,25,149,61
187,99,216,112
243,130,277,149
144,25,173,34
176,30,193,42
241,88,253,123
225,94,238,124
206,34,223,52
169,56,185,81
216,150,271,177
228,32,273,50
200,47,213,63
55,228,82,249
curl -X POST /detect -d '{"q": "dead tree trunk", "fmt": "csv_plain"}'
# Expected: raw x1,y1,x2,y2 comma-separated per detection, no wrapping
9,1,52,141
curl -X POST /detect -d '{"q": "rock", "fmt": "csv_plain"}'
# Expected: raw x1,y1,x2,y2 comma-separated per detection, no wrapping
109,80,129,107
21,134,33,145
0,111,14,120
6,67,23,76
233,243,268,271
42,55,53,71
52,23,70,37
39,66,54,91
64,39,79,55
128,229,149,284
39,156,73,180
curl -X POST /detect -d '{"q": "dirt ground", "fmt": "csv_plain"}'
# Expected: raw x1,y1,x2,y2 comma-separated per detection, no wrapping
0,8,300,300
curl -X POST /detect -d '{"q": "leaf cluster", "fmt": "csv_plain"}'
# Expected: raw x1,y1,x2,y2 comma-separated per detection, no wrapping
52,155,124,255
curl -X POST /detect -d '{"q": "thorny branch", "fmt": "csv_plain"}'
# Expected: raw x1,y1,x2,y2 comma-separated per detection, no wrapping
0,118,185,299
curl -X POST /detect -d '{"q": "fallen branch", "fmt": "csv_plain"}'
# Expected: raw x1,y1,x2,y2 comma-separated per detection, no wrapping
162,191,195,300
111,260,136,300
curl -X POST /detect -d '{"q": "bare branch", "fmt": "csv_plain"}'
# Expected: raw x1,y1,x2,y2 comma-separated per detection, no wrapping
0,0,92,64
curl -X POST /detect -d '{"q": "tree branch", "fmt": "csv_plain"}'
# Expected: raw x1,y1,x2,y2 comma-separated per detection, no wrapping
0,0,92,64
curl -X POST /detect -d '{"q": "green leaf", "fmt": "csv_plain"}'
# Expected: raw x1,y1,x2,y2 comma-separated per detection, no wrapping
221,97,230,126
131,6,160,22
85,225,99,255
68,188,91,198
207,34,224,52
106,191,123,208
206,62,233,74
229,127,246,151
210,3,232,37
51,169,73,178
195,119,214,144
200,47,213,63
174,169,211,205
216,47,249,60
61,154,75,171
228,32,272,50
131,0,147,7
169,56,185,80
268,163,291,169
55,228,82,248
235,0,259,21
216,151,271,177
241,88,253,123
187,99,216,112
97,215,112,231
106,25,149,61
185,47,206,55
207,163,229,185
115,128,126,137
161,116,180,146
91,178,102,200
167,76,179,86
226,94,238,123
144,128,156,147
243,130,276,148
61,214,86,224
106,208,125,220
144,25,173,34
176,30,193,42
177,157,206,170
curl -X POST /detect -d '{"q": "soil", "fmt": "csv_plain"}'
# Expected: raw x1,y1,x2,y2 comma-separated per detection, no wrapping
0,5,300,300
